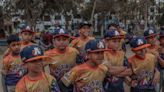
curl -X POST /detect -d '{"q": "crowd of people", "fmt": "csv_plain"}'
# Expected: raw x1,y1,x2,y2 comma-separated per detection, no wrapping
1,21,164,92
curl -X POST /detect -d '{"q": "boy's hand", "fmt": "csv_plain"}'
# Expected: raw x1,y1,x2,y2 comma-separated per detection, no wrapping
1,70,7,75
158,56,164,62
152,69,160,85
152,76,159,85
131,80,138,87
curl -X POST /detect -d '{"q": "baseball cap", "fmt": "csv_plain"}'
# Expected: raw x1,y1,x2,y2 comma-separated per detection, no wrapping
130,36,150,51
21,26,34,34
107,20,119,29
79,21,92,29
7,35,20,45
85,39,107,53
104,29,124,39
20,45,51,63
52,28,70,38
144,28,157,38
159,27,164,38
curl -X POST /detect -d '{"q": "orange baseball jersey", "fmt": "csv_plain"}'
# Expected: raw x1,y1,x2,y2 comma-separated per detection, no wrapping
128,53,156,89
2,54,25,86
104,50,125,66
15,73,60,92
103,50,127,85
146,45,159,57
70,37,94,51
61,63,108,92
45,47,79,80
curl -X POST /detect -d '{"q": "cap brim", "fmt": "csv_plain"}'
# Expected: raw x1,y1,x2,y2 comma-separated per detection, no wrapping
145,34,158,38
88,49,109,53
132,44,151,51
25,56,53,63
21,30,34,34
53,34,70,38
160,35,164,38
105,35,125,39
79,24,92,29
70,36,77,40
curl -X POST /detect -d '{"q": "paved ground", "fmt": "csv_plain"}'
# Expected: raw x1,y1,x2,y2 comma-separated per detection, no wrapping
0,45,134,92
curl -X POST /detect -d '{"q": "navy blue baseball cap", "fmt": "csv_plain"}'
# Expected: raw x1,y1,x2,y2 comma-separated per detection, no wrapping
104,29,124,39
130,36,150,51
159,26,164,38
144,28,157,38
85,39,107,53
107,20,119,29
52,28,70,38
20,45,51,63
79,21,92,29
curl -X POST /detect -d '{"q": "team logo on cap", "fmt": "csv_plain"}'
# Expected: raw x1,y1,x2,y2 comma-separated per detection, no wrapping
97,41,105,49
137,39,144,45
22,57,26,61
32,47,41,56
114,31,120,36
59,29,65,34
148,29,154,34
26,26,31,30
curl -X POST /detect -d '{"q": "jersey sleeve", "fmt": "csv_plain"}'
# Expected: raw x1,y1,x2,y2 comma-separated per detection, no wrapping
61,67,78,87
123,56,130,67
15,78,26,92
50,78,61,92
98,64,109,74
70,39,78,48
2,56,10,74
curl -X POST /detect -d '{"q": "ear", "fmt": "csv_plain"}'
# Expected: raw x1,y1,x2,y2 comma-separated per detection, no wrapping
52,39,56,43
22,63,28,69
87,53,91,59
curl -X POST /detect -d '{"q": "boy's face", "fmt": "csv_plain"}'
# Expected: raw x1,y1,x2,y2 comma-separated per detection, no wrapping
88,51,104,65
106,38,121,50
21,32,33,42
159,37,164,46
79,25,91,37
26,59,43,73
10,41,21,55
146,36,156,45
53,36,69,51
134,48,147,58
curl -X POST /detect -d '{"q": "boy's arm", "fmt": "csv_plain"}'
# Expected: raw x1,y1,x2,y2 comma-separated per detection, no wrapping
3,48,10,58
116,57,133,77
61,68,77,87
102,60,126,75
152,68,160,85
108,66,126,75
50,79,61,92
15,79,26,92
116,68,132,77
58,80,73,92
1,59,9,75
158,56,164,67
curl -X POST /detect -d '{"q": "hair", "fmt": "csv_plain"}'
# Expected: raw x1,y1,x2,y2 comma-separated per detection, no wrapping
107,23,118,30
7,34,20,45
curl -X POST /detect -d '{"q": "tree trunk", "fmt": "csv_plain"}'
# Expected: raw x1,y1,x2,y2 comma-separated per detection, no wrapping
90,0,97,24
0,6,4,30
